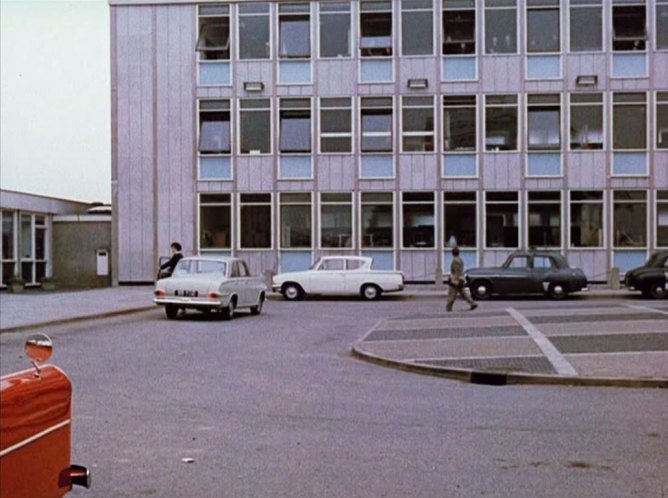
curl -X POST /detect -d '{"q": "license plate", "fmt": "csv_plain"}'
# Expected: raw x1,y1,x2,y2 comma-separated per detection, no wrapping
180,290,198,297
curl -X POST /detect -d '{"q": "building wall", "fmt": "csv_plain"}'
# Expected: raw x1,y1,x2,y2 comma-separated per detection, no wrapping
52,219,112,288
111,0,668,283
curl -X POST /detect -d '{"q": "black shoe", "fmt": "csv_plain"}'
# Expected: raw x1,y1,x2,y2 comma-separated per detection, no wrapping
469,304,478,311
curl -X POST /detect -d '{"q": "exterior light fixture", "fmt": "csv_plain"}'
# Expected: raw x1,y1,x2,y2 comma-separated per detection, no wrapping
407,78,428,89
243,81,264,92
576,75,598,87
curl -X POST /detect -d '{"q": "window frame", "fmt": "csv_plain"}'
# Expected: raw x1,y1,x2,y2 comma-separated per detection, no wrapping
611,190,648,249
238,98,272,156
318,97,354,154
442,0,477,56
611,0,647,53
401,191,436,250
319,192,355,250
526,93,562,152
525,0,561,55
657,0,668,50
318,1,353,59
237,2,272,61
483,0,519,55
484,191,520,249
484,94,520,152
443,95,477,154
196,4,232,89
655,190,668,248
279,97,313,155
656,91,668,150
359,0,394,58
360,192,395,250
197,99,232,180
568,190,606,249
360,96,395,155
612,92,648,152
198,193,233,251
0,210,17,287
400,0,435,57
567,0,603,53
526,191,563,249
278,192,314,250
568,93,605,151
400,95,435,153
443,191,478,249
237,193,273,250
278,2,312,60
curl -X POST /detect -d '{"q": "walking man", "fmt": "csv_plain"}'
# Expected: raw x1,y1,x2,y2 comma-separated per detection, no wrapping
446,246,478,312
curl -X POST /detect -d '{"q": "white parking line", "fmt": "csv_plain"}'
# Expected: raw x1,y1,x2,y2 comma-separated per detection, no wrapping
507,308,578,376
624,304,668,316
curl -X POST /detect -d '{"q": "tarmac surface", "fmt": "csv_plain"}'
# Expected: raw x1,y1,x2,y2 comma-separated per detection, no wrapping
1,284,667,387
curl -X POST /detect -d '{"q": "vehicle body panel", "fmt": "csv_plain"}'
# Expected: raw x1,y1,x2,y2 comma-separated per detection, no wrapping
1,366,74,498
624,251,668,299
272,256,404,298
466,251,588,298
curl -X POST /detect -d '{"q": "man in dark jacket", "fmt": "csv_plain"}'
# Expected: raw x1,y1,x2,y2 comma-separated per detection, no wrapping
446,246,478,312
159,242,183,278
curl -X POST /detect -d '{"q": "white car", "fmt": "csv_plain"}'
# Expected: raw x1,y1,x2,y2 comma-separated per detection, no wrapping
272,256,404,300
153,256,266,319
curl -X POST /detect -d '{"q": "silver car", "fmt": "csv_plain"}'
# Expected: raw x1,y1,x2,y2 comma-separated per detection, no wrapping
153,256,266,319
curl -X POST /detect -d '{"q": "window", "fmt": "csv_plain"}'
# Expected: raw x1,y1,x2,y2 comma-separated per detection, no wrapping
402,96,434,152
280,193,312,248
200,194,231,249
239,99,271,154
527,94,561,151
320,98,352,153
443,192,476,247
402,0,434,55
534,255,555,268
360,1,393,57
320,193,353,248
570,94,603,150
658,0,668,49
280,98,311,153
361,192,394,248
657,191,668,247
238,3,270,59
528,191,561,248
199,100,231,154
569,0,602,52
527,0,560,53
569,191,604,247
443,0,475,55
613,93,646,150
319,259,345,270
613,190,647,247
485,0,517,54
443,96,476,152
485,191,519,248
485,95,518,151
1,211,15,285
657,92,668,149
361,97,393,153
507,255,529,268
319,2,351,57
612,0,646,51
197,5,230,60
279,3,310,59
239,194,272,249
402,192,435,248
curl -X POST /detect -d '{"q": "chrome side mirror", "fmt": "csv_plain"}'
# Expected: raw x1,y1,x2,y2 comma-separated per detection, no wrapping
25,334,53,377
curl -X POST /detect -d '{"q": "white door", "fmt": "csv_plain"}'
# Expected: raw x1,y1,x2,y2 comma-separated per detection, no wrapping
310,259,346,294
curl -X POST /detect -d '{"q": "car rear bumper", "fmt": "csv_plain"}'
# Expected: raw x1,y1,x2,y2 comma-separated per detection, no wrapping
153,297,224,307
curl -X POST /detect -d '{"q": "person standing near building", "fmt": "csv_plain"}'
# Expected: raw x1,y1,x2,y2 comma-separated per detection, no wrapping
446,246,478,312
159,242,183,278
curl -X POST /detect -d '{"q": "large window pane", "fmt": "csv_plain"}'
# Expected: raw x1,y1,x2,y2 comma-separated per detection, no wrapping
485,95,518,151
240,100,271,154
321,193,352,248
240,194,271,248
280,99,311,153
199,100,230,154
197,7,230,60
21,214,31,259
527,7,560,53
444,192,476,247
613,93,646,150
320,98,352,153
658,93,668,149
443,96,476,151
200,194,231,249
657,191,668,247
486,192,518,248
658,2,668,49
570,191,604,247
360,1,393,57
402,192,434,248
362,97,393,152
362,192,393,248
320,2,351,57
570,94,603,150
2,212,14,260
612,5,646,51
403,1,433,55
239,4,270,59
528,95,560,150
528,191,561,247
281,193,312,248
402,97,434,152
485,0,517,54
570,3,602,52
443,1,475,55
280,4,310,58
613,190,647,247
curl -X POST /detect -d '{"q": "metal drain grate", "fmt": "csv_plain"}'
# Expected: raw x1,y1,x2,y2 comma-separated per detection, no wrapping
417,356,556,374
367,325,527,341
386,310,509,321
550,332,668,354
528,312,667,324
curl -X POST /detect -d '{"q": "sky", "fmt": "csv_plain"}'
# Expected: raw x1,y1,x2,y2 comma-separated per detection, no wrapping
1,0,110,203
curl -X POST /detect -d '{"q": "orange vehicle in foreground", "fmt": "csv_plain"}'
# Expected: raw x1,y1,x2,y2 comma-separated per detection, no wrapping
0,334,91,497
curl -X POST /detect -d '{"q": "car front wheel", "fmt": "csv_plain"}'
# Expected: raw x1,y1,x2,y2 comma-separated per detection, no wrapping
548,283,568,300
648,281,667,299
470,280,492,300
282,283,303,301
165,304,179,319
361,284,382,301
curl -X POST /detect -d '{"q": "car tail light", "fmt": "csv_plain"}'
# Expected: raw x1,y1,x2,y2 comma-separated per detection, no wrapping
154,289,166,297
208,291,221,298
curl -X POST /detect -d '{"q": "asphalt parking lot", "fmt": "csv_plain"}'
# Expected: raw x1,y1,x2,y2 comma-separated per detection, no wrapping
354,299,668,386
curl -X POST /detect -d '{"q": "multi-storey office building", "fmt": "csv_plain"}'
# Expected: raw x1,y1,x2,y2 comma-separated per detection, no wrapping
110,0,668,283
